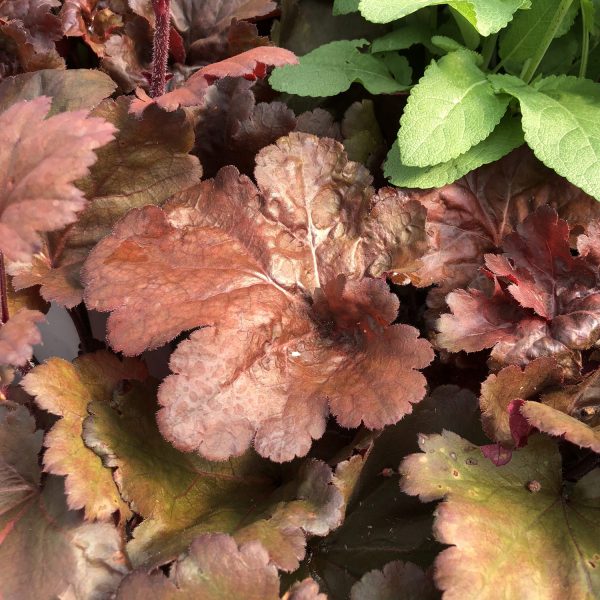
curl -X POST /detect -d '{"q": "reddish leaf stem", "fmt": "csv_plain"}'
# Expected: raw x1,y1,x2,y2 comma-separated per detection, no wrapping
0,251,9,326
150,0,172,98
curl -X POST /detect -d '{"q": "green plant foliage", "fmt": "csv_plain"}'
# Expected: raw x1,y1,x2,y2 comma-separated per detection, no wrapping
370,25,432,53
398,50,509,166
498,0,577,74
333,0,360,15
490,73,600,197
386,114,523,187
358,0,530,35
269,40,407,97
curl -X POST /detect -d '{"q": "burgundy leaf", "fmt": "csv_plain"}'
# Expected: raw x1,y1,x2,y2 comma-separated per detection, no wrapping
437,207,600,377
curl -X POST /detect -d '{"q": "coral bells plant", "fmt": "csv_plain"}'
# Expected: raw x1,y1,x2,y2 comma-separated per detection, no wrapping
0,0,599,599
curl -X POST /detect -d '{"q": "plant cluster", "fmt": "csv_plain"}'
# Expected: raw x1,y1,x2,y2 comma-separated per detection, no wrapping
0,0,599,599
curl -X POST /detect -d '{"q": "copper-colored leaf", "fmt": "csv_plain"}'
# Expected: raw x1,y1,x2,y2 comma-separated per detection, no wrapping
22,351,146,520
0,309,44,367
0,96,115,268
479,358,561,445
83,133,433,462
0,403,128,599
521,401,600,453
13,96,202,307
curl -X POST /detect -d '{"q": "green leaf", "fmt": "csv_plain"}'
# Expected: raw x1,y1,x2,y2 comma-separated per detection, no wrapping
269,40,406,97
401,432,600,599
398,51,510,167
83,381,345,571
358,0,530,36
386,114,524,188
499,0,576,74
489,73,600,199
370,25,432,53
381,53,412,84
333,0,360,15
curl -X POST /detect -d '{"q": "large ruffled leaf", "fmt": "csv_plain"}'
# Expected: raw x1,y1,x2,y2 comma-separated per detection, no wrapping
0,96,115,269
116,533,324,600
0,403,128,599
22,351,146,520
13,96,202,307
437,207,600,376
83,134,433,462
82,379,345,570
401,432,600,599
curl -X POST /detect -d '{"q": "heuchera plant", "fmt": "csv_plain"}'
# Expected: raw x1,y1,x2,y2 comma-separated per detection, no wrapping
0,1,599,599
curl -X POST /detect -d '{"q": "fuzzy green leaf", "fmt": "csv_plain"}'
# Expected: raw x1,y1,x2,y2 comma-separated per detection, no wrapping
370,25,432,53
359,0,530,36
499,0,577,74
401,432,600,599
269,40,406,97
333,0,360,15
490,73,600,199
386,114,523,188
398,51,510,167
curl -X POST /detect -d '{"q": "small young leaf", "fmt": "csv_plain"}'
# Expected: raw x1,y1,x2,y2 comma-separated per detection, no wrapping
398,51,509,167
490,73,600,199
269,40,406,97
437,207,600,376
370,25,432,53
400,432,600,599
333,0,360,15
359,0,530,36
386,114,523,188
479,358,561,445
